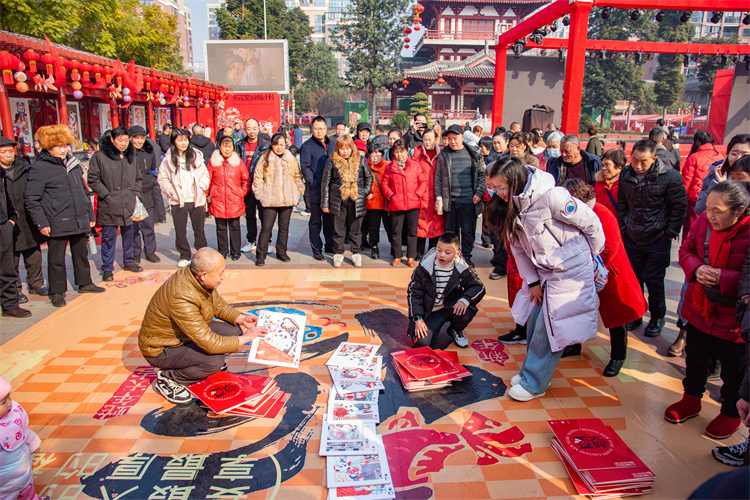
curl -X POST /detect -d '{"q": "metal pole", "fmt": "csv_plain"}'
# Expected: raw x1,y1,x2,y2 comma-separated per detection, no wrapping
263,0,268,39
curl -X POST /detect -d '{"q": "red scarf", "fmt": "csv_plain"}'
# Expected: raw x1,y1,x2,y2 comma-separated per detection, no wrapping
693,216,749,317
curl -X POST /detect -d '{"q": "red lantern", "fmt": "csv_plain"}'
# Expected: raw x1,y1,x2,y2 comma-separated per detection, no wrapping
22,49,40,73
103,66,113,85
415,3,425,14
66,60,81,81
81,62,92,83
437,77,445,85
404,44,410,49
92,64,103,84
404,27,412,35
413,15,422,23
404,37,410,43
0,52,21,85
403,79,409,87
414,25,421,31
40,53,55,75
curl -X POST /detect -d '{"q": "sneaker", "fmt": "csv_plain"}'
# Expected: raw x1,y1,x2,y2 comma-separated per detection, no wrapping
510,374,522,386
333,254,344,268
508,384,546,401
300,210,311,217
28,286,48,296
498,329,527,345
177,259,190,268
144,253,161,263
50,294,66,307
489,272,505,280
154,372,192,404
124,265,143,273
352,254,362,268
712,438,748,467
241,241,256,253
102,271,114,282
448,328,469,348
18,293,28,304
78,283,105,293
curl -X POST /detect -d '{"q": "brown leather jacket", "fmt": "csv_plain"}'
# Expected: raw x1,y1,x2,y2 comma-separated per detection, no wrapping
139,266,242,357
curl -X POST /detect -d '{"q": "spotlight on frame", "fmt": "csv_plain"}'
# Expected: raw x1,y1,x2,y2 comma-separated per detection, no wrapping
655,10,666,22
630,9,641,21
680,10,692,23
710,11,723,24
601,7,612,19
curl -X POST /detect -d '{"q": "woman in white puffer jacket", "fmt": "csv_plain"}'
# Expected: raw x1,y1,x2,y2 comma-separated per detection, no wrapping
484,156,605,401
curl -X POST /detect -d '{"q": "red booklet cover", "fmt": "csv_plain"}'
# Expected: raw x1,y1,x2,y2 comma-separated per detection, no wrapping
556,446,652,498
391,360,451,391
548,419,638,470
435,350,472,379
391,347,459,382
186,372,275,414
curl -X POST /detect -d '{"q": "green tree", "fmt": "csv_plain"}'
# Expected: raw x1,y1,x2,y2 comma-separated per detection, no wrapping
653,11,695,115
409,92,433,124
333,0,410,119
302,42,345,92
216,1,313,88
390,111,410,130
0,0,184,71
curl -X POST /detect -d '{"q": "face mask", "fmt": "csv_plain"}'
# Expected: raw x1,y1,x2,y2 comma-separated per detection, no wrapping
547,148,560,158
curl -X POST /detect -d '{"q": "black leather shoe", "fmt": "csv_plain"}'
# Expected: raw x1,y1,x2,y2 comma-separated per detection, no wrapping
371,250,379,260
255,259,265,267
313,252,325,261
102,271,114,282
230,254,241,261
2,307,32,318
123,265,143,273
277,254,291,262
626,318,643,331
78,284,105,293
603,359,625,377
144,253,161,263
561,344,582,358
644,318,665,337
18,293,28,304
28,286,48,296
50,294,66,307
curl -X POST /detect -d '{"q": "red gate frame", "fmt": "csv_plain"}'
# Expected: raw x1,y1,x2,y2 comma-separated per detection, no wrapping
490,0,750,133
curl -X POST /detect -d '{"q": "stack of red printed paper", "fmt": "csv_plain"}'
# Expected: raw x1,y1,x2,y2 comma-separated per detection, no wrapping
391,346,471,392
187,372,288,419
548,418,655,499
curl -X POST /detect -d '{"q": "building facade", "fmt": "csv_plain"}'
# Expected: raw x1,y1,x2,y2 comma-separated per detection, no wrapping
691,10,750,43
393,0,551,119
144,0,194,70
208,2,226,41
291,0,352,77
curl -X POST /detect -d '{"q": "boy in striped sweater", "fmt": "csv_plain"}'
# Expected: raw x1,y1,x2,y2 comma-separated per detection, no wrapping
407,232,486,348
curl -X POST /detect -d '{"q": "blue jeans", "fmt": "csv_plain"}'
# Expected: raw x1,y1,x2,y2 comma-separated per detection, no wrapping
100,225,136,272
518,303,563,395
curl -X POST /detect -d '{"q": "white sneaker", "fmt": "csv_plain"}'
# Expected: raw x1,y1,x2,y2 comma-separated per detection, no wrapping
352,254,362,267
333,254,344,268
240,241,256,253
448,328,469,348
511,374,522,386
177,259,190,268
508,384,546,401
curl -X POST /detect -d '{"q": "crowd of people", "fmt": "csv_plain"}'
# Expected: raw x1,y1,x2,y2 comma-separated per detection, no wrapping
0,111,748,471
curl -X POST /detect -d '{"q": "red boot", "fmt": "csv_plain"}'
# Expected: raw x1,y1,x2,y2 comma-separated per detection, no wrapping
664,393,702,423
705,412,741,439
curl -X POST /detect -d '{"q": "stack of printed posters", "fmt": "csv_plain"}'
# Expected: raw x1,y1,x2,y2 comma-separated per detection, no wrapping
248,310,306,368
391,346,471,392
187,372,288,419
548,418,655,498
322,343,394,499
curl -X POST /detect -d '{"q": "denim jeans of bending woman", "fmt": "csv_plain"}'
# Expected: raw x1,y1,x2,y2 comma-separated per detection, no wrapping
518,302,564,395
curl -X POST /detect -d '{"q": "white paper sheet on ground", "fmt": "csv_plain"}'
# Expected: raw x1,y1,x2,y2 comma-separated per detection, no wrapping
329,356,382,383
328,400,380,423
326,342,378,368
326,435,391,488
329,387,379,404
327,483,396,500
319,415,379,456
248,311,306,368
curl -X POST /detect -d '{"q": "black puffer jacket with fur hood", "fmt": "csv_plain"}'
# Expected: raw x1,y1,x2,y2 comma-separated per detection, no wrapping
87,132,142,226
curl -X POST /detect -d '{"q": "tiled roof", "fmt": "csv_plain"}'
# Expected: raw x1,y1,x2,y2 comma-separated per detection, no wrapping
403,46,496,79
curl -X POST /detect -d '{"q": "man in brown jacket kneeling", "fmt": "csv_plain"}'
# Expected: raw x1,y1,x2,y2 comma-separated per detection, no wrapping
139,248,267,403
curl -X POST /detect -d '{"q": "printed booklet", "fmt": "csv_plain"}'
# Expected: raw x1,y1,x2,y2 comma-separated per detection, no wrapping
327,342,379,368
326,435,392,488
319,415,379,456
186,372,276,414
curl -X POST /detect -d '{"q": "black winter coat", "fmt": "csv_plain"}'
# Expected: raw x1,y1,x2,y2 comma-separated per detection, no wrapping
434,142,486,214
4,157,45,250
406,247,486,340
655,145,678,170
321,153,373,218
617,158,688,246
135,140,157,210
0,165,17,226
158,133,171,154
25,151,94,237
88,136,142,227
190,135,215,165
300,135,331,204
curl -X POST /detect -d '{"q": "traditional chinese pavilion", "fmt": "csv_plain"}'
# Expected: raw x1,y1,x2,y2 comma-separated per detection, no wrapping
389,0,550,120
0,30,228,157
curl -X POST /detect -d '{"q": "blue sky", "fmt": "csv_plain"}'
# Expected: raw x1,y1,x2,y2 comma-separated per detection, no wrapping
185,0,210,67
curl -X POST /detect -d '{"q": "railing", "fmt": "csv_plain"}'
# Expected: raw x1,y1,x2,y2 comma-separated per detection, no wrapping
422,25,513,41
378,110,478,121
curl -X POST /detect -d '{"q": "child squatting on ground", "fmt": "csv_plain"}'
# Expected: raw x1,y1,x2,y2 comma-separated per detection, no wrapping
0,376,49,500
406,231,486,349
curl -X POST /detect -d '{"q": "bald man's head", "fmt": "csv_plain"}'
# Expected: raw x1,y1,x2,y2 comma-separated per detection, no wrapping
244,118,259,141
190,248,226,290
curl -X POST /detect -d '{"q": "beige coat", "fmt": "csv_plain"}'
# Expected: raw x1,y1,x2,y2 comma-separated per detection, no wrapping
252,149,305,207
157,150,210,207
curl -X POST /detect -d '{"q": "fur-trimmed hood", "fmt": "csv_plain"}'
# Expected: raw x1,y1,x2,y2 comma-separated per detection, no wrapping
210,149,241,168
331,150,362,202
100,132,136,163
35,125,74,150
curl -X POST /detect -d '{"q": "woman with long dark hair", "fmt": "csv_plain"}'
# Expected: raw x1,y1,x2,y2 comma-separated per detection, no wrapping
157,127,210,267
484,157,604,401
507,132,540,169
682,130,722,240
252,133,305,266
695,134,750,215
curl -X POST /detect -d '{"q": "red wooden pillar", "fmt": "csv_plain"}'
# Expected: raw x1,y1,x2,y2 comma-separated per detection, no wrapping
58,88,69,126
172,104,181,127
0,81,14,141
490,45,508,132
560,0,593,134
110,98,119,128
147,100,155,140
212,105,218,135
